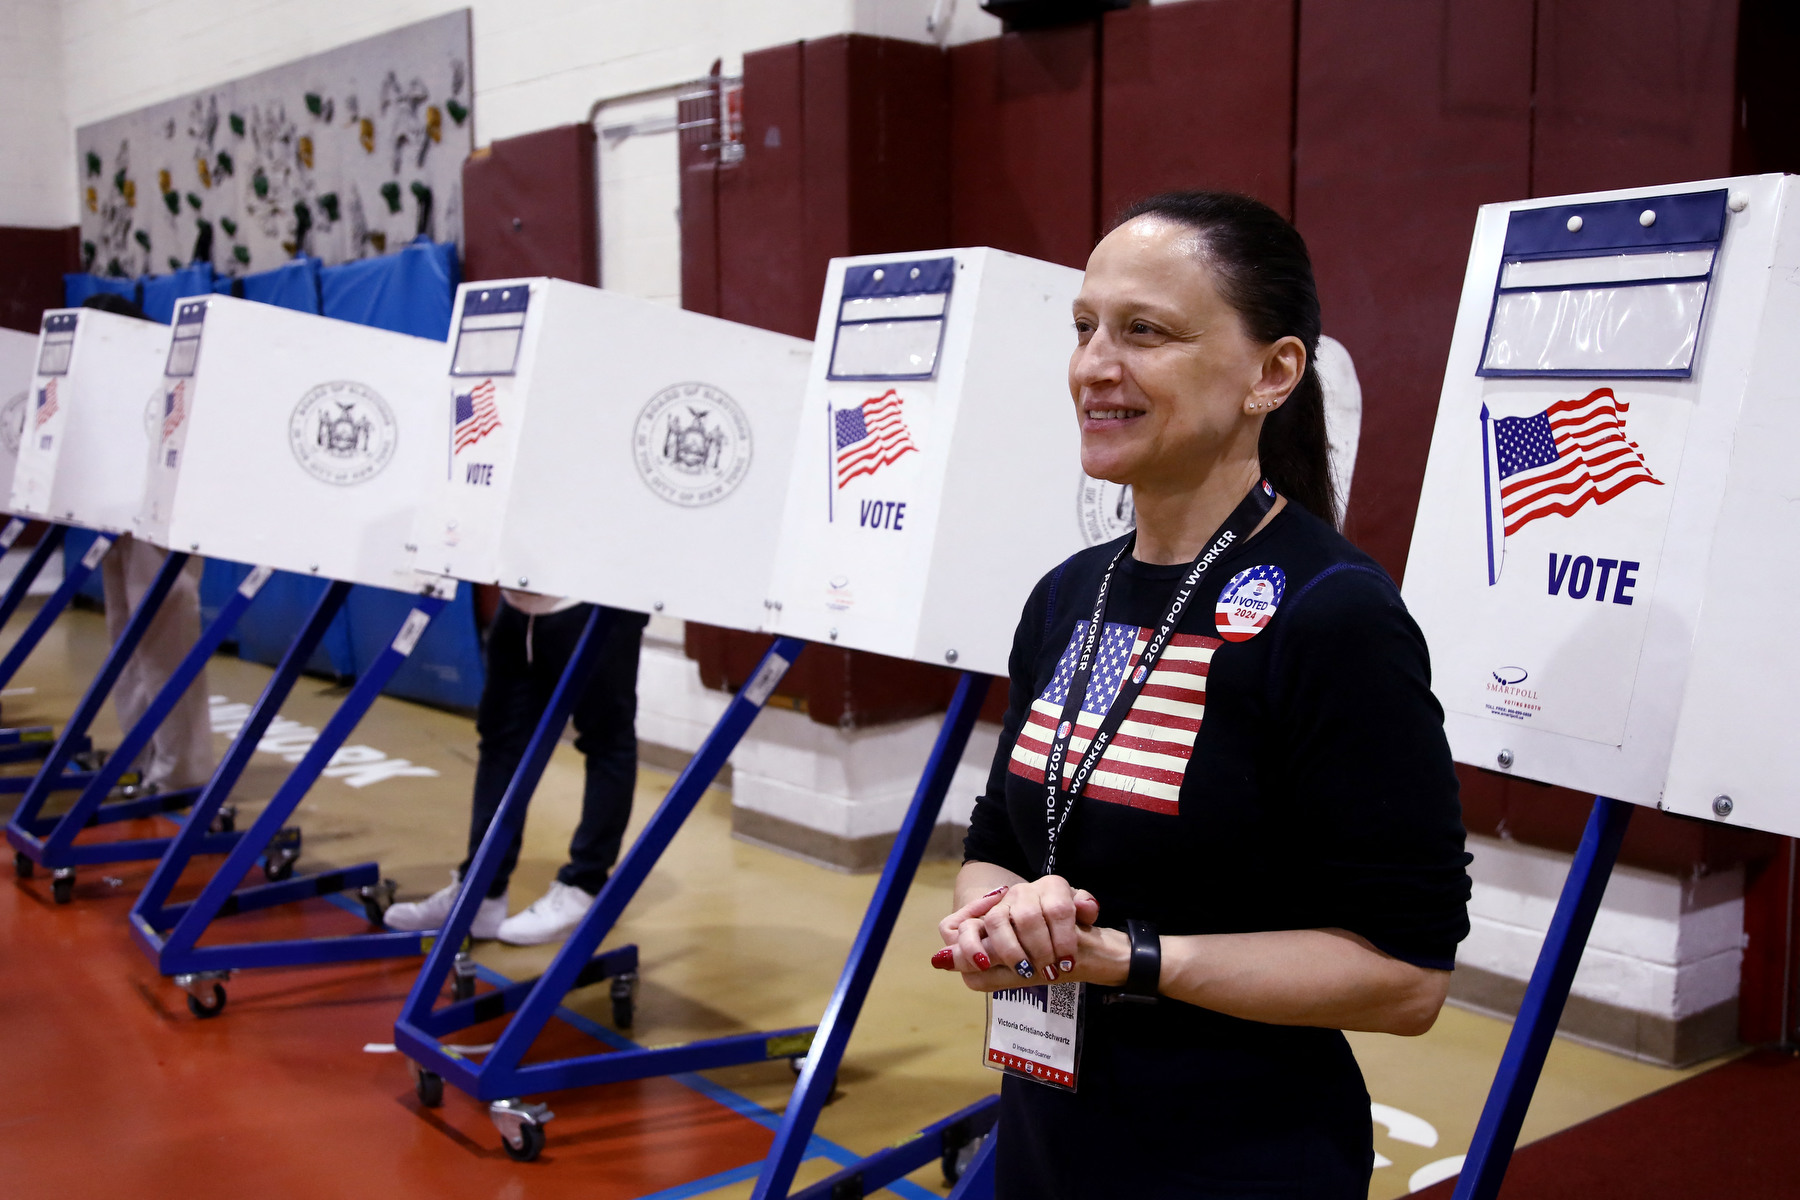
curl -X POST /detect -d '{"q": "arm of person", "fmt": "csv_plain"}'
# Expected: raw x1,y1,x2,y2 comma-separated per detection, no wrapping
1069,923,1450,1036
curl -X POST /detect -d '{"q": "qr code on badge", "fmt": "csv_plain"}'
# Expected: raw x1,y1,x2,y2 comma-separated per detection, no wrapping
1047,982,1077,1019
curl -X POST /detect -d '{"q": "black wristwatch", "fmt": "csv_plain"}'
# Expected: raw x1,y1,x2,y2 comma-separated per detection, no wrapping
1121,919,1161,1002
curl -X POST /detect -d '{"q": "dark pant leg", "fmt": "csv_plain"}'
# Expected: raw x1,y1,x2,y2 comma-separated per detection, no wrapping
459,603,539,898
541,607,647,894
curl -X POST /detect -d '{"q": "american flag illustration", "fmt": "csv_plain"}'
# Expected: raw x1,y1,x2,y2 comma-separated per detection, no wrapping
1482,388,1660,585
453,379,501,453
834,389,917,488
161,381,186,443
1009,620,1220,816
34,380,57,428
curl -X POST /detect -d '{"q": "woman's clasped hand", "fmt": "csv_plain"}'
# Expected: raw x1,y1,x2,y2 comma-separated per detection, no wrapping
930,875,1129,990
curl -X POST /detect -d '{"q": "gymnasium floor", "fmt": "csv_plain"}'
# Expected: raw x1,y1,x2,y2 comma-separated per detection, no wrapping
0,599,1733,1198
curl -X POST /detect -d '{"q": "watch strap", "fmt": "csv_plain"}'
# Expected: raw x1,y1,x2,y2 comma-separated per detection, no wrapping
1123,919,1161,999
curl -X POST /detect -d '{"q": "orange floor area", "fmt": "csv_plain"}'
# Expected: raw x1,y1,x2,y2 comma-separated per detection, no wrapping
0,841,779,1199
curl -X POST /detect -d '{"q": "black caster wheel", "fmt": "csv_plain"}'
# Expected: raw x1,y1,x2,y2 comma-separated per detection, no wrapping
453,972,476,1002
416,1069,444,1108
262,827,302,883
186,983,227,1019
611,994,634,1029
51,875,73,904
502,1122,546,1163
212,806,236,835
13,851,33,879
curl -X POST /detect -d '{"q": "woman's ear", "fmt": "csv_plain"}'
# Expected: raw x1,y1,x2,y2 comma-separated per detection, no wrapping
1245,336,1306,415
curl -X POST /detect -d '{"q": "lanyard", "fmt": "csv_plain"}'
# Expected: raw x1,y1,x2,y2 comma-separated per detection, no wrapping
1041,479,1275,876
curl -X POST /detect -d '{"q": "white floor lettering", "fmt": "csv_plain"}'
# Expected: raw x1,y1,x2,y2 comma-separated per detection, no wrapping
207,695,440,788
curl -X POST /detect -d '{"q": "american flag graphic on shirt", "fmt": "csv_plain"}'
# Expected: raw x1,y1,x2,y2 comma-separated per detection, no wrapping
834,389,917,488
1008,620,1221,816
453,379,501,453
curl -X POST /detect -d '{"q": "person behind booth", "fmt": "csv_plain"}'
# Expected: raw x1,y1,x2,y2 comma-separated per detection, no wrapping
79,294,216,793
386,591,648,945
933,193,1471,1198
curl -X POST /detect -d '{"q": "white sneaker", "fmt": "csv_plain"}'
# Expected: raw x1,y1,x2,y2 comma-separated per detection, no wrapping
384,872,509,940
495,880,597,946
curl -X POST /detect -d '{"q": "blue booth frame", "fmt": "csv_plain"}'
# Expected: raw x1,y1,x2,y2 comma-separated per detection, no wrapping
392,610,1003,1194
127,579,454,1017
5,550,263,898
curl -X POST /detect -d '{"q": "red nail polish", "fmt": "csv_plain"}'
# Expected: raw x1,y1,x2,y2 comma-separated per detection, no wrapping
931,949,954,970
973,952,991,971
1059,958,1075,973
983,885,1009,899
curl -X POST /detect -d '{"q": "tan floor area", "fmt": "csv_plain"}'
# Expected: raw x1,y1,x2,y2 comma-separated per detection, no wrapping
3,600,1726,1197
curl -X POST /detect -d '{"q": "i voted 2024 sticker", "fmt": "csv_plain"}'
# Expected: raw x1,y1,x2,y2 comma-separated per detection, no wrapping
1215,564,1286,642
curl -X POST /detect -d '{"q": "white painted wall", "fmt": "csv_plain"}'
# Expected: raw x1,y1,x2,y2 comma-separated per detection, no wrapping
1461,834,1745,1022
0,0,70,227
3,0,1002,229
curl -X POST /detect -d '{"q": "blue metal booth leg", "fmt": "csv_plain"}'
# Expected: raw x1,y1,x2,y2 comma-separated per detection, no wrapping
1451,794,1634,1200
750,669,992,1199
394,631,815,1130
6,559,272,892
0,525,109,694
127,583,449,1015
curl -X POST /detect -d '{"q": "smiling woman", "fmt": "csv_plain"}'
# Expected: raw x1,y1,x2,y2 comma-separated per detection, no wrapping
933,192,1473,1199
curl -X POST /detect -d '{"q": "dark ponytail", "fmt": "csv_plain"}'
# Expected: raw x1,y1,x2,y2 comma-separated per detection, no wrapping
1111,192,1337,527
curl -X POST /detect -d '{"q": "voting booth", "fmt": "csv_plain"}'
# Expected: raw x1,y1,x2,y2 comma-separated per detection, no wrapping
1403,174,1800,839
413,277,811,629
763,249,1085,674
10,308,167,533
137,294,446,593
123,293,463,1010
1402,174,1800,1200
0,326,39,506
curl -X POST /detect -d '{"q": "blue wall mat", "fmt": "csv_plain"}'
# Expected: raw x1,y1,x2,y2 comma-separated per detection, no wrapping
344,584,484,711
234,571,357,678
241,256,323,314
62,274,138,309
60,528,108,605
319,237,459,340
197,558,254,629
139,264,217,323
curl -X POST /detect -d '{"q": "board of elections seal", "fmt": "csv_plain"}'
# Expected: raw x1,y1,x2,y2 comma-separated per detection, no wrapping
633,382,751,507
1214,564,1286,642
1076,475,1135,546
0,391,26,456
288,381,397,486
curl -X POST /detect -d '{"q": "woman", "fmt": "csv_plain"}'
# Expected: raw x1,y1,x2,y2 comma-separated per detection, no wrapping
935,192,1471,1198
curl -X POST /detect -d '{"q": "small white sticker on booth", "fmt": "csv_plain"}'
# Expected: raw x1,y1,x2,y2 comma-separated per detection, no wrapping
81,536,113,570
237,564,275,598
744,653,792,707
0,518,24,548
391,609,432,657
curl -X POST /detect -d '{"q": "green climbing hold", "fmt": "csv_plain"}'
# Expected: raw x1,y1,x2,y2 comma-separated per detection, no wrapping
305,93,323,116
163,191,180,215
220,217,237,236
252,168,269,199
229,113,244,136
134,230,151,250
215,150,234,178
233,245,250,264
186,192,202,210
318,192,340,222
380,181,402,213
85,151,101,177
446,99,468,126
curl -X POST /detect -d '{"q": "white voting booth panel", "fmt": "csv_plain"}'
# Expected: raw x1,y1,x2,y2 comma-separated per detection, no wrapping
0,326,38,505
412,278,812,631
10,308,168,533
135,294,447,593
763,249,1086,676
1403,173,1800,838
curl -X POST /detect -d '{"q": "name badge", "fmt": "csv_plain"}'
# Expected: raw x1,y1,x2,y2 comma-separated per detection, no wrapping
984,981,1086,1092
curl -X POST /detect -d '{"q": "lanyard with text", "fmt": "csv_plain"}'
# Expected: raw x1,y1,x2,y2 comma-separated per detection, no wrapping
1040,479,1275,876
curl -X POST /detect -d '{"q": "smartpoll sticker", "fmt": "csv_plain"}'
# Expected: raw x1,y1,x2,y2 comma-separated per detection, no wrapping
984,982,1085,1092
